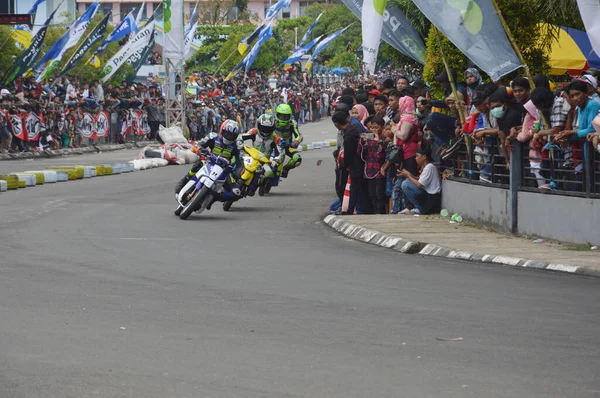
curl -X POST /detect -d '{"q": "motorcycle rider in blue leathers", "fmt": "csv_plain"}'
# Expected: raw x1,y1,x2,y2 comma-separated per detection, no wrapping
174,120,243,207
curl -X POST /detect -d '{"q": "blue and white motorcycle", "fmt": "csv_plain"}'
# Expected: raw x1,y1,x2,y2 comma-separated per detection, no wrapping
175,154,231,220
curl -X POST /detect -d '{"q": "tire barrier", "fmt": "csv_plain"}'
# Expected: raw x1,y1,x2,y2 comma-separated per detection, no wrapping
94,165,106,176
18,180,26,188
21,172,45,185
25,170,57,183
47,168,79,180
0,180,6,192
12,173,37,187
56,171,69,182
107,164,122,174
0,175,19,190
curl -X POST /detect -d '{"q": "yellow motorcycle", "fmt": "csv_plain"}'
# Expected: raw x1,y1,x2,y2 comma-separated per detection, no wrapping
222,145,270,211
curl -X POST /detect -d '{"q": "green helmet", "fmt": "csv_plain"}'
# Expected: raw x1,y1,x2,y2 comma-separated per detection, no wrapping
276,103,293,129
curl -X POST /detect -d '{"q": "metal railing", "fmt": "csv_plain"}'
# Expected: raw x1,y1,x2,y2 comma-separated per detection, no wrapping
448,134,510,188
445,134,599,233
447,135,599,198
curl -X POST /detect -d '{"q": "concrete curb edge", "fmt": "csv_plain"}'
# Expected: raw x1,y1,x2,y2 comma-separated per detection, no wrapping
323,215,599,278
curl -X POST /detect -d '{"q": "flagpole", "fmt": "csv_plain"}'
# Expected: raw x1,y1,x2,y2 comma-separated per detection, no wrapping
433,27,465,125
215,47,242,75
489,0,549,130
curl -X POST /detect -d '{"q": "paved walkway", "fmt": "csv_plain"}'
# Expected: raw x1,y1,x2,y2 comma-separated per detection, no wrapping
324,214,600,277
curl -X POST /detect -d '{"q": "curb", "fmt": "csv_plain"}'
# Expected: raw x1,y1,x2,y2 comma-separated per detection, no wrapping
323,215,600,278
0,141,156,161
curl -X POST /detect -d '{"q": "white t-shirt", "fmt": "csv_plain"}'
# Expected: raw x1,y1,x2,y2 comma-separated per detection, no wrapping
419,163,441,194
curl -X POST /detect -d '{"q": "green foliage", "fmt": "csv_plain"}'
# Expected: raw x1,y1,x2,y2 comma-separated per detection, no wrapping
422,29,468,98
188,3,410,74
200,0,255,25
308,4,361,68
529,0,583,30
0,26,22,79
328,52,359,71
215,31,287,74
187,25,254,70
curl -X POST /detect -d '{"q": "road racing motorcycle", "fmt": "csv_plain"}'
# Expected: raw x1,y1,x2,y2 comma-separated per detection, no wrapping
174,153,231,220
222,145,271,211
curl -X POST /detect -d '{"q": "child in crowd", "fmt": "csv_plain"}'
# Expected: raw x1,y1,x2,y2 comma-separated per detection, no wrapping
380,121,402,213
362,116,387,214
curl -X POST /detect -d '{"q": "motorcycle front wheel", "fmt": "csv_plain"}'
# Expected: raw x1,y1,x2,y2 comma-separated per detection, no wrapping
222,200,233,211
179,186,212,220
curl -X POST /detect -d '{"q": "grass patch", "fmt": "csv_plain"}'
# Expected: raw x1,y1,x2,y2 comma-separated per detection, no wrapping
563,243,593,252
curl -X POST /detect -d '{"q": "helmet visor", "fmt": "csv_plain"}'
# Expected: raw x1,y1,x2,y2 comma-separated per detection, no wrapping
277,113,291,121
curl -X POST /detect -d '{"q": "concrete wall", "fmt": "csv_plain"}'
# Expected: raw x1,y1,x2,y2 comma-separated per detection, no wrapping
442,180,600,245
442,180,511,233
518,191,600,245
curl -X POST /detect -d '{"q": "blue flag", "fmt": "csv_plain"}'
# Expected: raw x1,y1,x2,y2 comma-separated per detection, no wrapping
238,0,290,54
305,26,350,71
94,9,137,55
244,23,273,75
282,35,322,67
298,13,322,49
33,2,99,73
28,0,47,14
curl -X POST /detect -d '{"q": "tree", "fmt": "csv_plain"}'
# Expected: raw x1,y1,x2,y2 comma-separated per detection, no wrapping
199,0,255,25
0,26,22,80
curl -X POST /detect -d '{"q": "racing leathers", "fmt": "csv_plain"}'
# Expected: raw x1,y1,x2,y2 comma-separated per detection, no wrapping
275,119,303,177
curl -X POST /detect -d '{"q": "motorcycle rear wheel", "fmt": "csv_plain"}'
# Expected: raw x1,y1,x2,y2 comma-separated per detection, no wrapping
179,186,211,220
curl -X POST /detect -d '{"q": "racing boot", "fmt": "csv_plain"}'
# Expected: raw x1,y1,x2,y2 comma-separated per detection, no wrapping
281,164,291,178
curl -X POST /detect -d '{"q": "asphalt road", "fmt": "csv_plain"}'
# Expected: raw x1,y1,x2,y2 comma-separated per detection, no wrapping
1,120,599,398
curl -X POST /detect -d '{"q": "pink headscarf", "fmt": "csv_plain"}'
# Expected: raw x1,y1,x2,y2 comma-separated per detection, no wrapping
398,96,418,127
352,104,368,125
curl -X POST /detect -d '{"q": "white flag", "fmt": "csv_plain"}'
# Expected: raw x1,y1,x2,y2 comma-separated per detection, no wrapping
102,20,155,82
163,0,185,60
362,0,386,74
577,0,600,56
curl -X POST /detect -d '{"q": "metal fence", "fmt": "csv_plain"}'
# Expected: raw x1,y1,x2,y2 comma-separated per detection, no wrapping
448,135,600,198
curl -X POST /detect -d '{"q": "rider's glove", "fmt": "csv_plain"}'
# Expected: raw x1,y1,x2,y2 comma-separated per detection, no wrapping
291,140,299,149
271,160,279,169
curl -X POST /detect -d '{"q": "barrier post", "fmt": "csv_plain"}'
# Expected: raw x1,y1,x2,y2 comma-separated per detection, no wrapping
585,143,593,197
509,141,523,234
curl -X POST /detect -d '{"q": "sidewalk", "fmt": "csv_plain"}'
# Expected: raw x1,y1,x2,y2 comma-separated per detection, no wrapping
324,214,600,277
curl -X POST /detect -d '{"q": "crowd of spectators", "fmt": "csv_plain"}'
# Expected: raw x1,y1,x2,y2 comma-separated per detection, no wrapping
0,69,359,153
329,66,600,216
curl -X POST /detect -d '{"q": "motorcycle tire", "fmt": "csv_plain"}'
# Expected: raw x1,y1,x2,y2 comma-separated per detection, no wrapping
174,205,183,216
258,184,266,197
264,179,273,194
179,186,211,220
222,201,233,212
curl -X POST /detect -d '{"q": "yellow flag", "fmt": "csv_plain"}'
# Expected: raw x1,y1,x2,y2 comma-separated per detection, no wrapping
305,61,313,71
237,42,248,55
224,71,236,82
88,56,101,68
11,29,32,47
